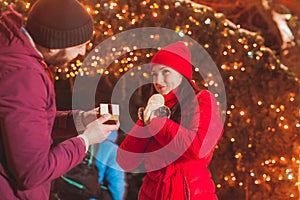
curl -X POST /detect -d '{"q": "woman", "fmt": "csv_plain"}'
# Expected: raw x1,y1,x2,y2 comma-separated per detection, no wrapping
117,41,223,200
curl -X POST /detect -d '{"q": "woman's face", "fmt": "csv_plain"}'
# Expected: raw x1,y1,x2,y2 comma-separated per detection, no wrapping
151,64,183,95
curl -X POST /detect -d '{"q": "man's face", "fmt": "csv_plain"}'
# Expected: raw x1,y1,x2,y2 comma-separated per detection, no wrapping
45,42,88,67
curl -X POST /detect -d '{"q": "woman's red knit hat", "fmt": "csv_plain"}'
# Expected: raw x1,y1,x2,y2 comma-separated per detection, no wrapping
150,41,192,80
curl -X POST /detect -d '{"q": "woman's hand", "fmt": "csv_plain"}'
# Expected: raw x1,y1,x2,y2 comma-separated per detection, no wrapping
143,103,162,125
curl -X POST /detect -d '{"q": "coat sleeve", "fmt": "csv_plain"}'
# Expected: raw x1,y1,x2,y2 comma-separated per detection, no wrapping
117,120,151,171
0,68,85,190
52,110,81,139
147,90,223,159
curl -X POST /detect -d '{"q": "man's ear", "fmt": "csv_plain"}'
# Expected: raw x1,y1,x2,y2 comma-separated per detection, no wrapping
35,44,59,55
48,49,59,53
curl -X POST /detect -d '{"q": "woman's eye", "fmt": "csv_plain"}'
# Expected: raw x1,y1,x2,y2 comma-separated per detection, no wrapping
162,69,170,75
151,73,157,77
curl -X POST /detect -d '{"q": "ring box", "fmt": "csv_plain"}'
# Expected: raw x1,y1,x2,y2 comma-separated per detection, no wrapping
99,103,119,124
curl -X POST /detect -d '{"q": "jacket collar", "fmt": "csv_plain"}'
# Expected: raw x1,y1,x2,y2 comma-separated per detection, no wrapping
21,27,43,58
0,4,43,61
163,87,179,109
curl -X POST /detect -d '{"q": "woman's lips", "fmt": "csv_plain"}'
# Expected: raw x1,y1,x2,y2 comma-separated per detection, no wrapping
157,86,166,91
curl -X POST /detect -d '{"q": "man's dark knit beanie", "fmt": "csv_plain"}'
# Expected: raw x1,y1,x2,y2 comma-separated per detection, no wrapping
25,0,93,49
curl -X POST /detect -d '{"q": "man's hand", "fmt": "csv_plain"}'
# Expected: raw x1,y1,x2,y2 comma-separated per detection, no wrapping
81,107,99,127
81,114,119,145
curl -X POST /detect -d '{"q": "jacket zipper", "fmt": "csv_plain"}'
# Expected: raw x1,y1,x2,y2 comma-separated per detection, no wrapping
184,176,191,200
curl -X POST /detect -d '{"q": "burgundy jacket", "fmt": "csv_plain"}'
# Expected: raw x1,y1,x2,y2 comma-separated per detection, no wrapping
117,90,223,200
0,6,86,199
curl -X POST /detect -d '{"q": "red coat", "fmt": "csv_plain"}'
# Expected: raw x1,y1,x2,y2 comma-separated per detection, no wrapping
117,90,223,200
0,6,86,199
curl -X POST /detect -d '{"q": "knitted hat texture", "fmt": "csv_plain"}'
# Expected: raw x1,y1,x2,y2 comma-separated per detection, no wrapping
150,41,192,80
25,0,93,49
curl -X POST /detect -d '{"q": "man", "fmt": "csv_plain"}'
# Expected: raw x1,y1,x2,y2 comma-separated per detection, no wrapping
0,0,119,199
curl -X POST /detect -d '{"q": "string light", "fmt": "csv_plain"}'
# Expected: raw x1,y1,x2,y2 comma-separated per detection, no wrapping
2,0,299,199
